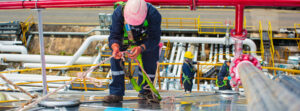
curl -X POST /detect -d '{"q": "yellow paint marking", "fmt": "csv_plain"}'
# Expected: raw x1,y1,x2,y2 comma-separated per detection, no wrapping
199,104,219,107
180,101,192,104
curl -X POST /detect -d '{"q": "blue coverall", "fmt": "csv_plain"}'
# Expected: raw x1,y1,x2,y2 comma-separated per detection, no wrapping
217,61,232,90
181,61,197,92
108,3,161,96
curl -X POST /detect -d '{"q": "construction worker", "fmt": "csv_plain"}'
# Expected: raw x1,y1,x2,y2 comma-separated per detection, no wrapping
216,60,232,90
104,0,161,103
181,51,197,93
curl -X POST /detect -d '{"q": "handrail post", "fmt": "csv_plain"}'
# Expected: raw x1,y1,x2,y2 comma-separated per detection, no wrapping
197,63,200,91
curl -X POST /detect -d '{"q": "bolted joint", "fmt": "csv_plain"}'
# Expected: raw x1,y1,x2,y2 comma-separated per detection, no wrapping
230,29,248,40
229,54,261,87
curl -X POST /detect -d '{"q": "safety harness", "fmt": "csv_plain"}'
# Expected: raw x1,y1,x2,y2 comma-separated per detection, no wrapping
114,2,161,101
182,61,196,85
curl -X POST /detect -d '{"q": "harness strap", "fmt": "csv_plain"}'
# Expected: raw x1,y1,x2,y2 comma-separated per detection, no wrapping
182,73,192,85
216,79,227,87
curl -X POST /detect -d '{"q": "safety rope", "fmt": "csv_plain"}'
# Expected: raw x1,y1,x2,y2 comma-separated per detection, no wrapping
0,74,37,98
18,56,114,111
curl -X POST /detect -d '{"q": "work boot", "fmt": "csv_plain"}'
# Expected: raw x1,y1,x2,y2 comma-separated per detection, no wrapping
103,95,123,103
138,91,152,100
138,91,160,103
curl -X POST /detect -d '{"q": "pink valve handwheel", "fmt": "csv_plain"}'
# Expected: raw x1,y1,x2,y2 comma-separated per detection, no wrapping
229,54,261,87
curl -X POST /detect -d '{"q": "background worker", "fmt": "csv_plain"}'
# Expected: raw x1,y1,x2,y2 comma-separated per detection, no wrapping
181,51,197,93
216,60,232,90
104,0,161,103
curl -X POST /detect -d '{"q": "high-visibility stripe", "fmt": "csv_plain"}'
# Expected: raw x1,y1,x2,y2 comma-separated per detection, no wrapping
111,71,125,76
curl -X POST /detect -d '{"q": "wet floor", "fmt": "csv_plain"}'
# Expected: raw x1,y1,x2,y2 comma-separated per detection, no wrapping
1,90,247,111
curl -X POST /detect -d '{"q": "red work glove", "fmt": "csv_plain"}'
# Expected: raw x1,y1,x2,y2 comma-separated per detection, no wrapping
111,43,122,59
128,46,143,59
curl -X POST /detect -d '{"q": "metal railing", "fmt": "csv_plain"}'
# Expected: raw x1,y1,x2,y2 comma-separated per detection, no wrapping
259,21,265,61
0,61,299,92
161,16,255,34
294,23,300,49
20,15,34,47
268,21,276,72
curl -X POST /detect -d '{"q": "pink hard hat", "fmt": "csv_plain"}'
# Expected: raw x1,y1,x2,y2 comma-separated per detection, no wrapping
124,0,148,26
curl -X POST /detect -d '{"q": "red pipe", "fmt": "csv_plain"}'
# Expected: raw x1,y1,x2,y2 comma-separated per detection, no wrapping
1,0,300,9
235,4,244,37
1,0,299,39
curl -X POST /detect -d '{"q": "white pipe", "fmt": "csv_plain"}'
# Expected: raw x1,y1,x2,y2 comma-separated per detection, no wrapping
0,44,27,54
162,41,177,90
209,45,213,62
87,43,107,77
225,45,230,60
219,44,224,63
160,37,257,56
214,44,218,63
64,35,256,66
23,63,65,68
201,44,206,61
0,74,71,84
170,42,183,90
193,44,198,62
175,43,186,90
192,45,198,84
0,41,22,45
0,54,93,64
65,35,108,66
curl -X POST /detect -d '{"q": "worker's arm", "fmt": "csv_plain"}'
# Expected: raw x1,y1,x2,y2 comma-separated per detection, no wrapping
108,6,124,50
143,4,161,52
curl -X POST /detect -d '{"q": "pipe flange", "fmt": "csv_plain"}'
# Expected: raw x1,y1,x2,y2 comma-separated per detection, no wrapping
229,54,261,87
230,29,247,40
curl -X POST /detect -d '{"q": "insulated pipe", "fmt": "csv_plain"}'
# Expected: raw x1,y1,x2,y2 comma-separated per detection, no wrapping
278,75,300,96
162,41,177,90
0,36,257,66
219,44,224,63
65,35,108,66
213,44,218,63
192,45,198,84
171,42,183,90
0,74,71,84
161,36,257,56
0,54,93,64
23,63,65,68
237,61,300,111
0,44,28,54
87,43,107,77
176,43,186,90
225,23,231,60
208,45,213,62
0,41,22,45
201,44,206,61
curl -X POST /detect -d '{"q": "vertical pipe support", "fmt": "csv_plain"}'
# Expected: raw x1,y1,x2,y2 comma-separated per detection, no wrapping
37,9,48,95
